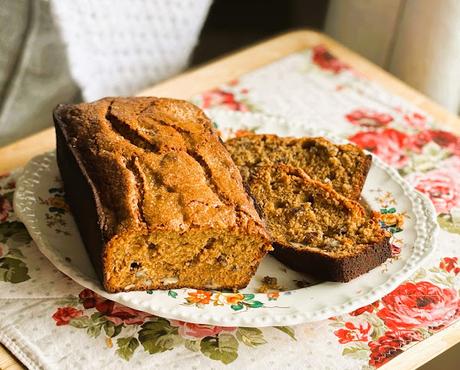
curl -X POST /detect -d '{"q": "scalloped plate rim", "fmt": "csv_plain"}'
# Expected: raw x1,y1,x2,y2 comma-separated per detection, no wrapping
14,111,438,327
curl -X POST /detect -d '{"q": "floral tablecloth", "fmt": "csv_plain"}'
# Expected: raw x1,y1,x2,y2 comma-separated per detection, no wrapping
1,45,460,370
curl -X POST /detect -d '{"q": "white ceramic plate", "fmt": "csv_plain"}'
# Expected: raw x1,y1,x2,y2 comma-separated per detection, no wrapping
14,110,438,327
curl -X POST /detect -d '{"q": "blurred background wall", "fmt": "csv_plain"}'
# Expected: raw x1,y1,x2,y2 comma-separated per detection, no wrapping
191,0,328,65
192,0,460,116
1,0,460,148
326,0,460,115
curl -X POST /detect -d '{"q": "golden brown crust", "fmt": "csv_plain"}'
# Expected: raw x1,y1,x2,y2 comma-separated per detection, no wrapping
226,134,371,200
54,97,271,292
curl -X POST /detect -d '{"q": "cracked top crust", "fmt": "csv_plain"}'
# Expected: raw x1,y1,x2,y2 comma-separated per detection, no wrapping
54,97,266,241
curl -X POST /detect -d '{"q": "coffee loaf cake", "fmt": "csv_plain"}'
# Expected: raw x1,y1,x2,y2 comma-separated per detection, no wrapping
247,164,391,282
54,97,271,293
226,134,371,200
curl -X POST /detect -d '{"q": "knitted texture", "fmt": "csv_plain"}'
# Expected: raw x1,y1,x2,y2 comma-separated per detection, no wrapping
50,0,211,101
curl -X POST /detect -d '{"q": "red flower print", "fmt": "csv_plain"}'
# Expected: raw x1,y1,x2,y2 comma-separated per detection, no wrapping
406,131,431,153
408,161,460,214
200,88,249,111
186,290,213,305
223,293,244,305
349,301,379,316
348,128,410,168
170,320,236,339
377,281,460,331
391,243,401,256
79,289,152,325
96,301,152,325
430,130,460,155
368,330,423,368
312,45,349,74
52,306,84,326
267,291,280,301
440,257,460,275
403,112,428,130
79,288,98,309
408,129,460,155
0,194,12,222
346,109,393,128
333,321,371,344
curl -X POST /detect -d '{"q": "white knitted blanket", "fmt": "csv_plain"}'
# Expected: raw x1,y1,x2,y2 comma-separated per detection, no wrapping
50,0,212,101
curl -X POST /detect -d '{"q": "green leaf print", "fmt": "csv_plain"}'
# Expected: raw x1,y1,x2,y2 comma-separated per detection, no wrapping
51,291,299,363
342,346,369,360
139,318,183,354
231,303,244,311
91,311,107,324
370,324,385,341
236,327,267,347
116,337,140,361
0,256,30,283
3,191,14,204
246,301,263,308
69,316,92,328
168,290,178,298
7,248,24,259
438,214,460,235
87,324,102,338
184,339,201,352
73,312,108,337
200,333,239,364
0,221,32,244
411,268,427,281
55,295,81,307
274,326,297,341
104,321,123,338
380,207,396,214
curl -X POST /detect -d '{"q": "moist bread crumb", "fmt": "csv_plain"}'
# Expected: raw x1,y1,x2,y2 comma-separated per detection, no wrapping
226,134,372,200
247,164,391,282
54,97,271,293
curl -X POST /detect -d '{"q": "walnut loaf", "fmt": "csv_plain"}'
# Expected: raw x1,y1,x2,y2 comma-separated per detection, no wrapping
247,164,391,282
54,97,271,293
226,134,372,200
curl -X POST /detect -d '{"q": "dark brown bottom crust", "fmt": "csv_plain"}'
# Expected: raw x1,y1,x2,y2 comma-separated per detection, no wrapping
271,237,391,282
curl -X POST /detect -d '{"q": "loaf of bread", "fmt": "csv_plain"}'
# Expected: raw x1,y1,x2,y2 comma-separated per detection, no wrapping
247,164,391,282
54,97,271,293
226,134,372,200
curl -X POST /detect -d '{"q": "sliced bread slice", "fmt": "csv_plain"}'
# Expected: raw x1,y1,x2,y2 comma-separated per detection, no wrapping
247,164,391,282
226,134,371,200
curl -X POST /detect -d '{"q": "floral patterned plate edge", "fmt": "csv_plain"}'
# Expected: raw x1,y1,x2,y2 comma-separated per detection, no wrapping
13,110,438,327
